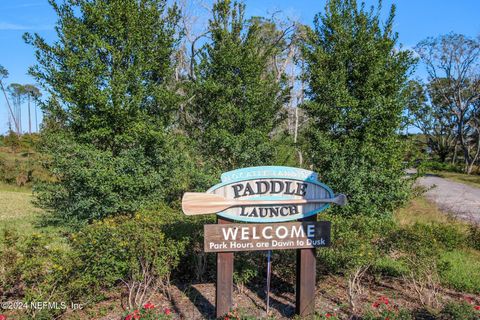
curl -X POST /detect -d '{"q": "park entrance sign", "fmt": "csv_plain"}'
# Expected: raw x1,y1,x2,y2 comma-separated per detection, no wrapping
204,221,331,252
181,166,346,318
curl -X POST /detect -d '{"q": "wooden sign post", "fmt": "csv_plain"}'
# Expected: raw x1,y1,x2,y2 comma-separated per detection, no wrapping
181,166,346,318
215,217,233,317
296,214,317,316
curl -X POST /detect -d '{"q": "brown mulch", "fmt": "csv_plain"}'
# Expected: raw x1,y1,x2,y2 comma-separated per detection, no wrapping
53,274,479,320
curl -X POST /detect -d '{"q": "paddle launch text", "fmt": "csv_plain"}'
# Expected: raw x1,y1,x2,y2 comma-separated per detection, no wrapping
239,205,298,218
205,166,335,222
204,221,331,252
231,180,308,198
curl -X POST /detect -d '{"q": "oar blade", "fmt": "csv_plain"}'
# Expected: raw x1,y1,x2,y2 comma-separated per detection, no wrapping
334,194,347,206
182,192,230,215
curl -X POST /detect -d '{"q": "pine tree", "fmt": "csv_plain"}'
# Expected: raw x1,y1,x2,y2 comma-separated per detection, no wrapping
301,0,416,216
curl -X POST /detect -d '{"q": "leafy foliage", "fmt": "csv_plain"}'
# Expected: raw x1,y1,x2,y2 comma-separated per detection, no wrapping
317,214,393,274
439,301,480,320
186,0,288,170
69,208,188,301
415,34,480,174
0,230,77,319
301,0,416,216
439,250,480,294
34,133,209,225
24,0,181,151
23,0,211,224
0,207,189,318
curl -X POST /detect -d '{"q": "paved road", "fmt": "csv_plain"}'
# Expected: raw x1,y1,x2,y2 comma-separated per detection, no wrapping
416,174,480,223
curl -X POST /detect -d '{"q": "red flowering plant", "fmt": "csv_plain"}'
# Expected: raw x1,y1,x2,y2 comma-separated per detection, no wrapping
363,296,411,320
123,302,175,320
463,296,480,315
224,308,240,320
317,311,340,319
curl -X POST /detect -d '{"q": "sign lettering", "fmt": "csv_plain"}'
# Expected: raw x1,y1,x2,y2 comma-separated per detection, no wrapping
207,166,335,223
204,221,331,252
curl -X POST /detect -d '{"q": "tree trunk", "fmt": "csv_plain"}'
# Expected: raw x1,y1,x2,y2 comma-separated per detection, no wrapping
0,80,19,133
451,141,458,165
28,95,31,134
35,102,38,132
467,135,480,174
457,118,472,174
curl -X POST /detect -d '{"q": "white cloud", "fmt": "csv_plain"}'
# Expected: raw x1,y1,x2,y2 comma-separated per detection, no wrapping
0,22,53,31
0,22,29,30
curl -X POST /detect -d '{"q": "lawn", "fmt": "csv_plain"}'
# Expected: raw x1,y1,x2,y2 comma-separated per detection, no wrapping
0,182,41,236
0,182,65,247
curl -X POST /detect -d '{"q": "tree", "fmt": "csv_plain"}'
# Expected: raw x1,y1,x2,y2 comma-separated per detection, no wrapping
301,0,415,217
0,65,19,133
23,84,41,133
24,0,195,224
24,0,182,153
415,34,480,174
186,0,289,170
406,79,457,163
7,83,26,133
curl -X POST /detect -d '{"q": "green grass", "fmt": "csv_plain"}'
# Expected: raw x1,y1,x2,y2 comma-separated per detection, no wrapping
372,256,409,277
433,170,480,189
0,183,41,237
0,182,65,247
440,249,480,294
395,196,480,294
395,196,469,231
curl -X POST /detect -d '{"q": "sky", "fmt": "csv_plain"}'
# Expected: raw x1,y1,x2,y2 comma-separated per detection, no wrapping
1,0,480,134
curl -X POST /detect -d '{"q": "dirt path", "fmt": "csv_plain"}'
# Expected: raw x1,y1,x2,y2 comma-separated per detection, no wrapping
416,174,480,223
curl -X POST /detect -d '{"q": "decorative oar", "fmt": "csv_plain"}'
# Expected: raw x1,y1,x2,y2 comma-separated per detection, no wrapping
182,192,347,215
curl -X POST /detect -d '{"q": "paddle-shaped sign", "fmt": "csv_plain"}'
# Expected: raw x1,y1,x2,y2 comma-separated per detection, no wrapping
182,166,346,222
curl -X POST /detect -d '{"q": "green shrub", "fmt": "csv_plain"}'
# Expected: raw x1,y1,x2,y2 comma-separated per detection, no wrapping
317,215,394,274
272,250,297,283
70,206,188,309
34,134,213,227
439,301,480,320
439,250,480,294
233,255,259,293
383,223,463,253
2,131,21,151
430,223,467,251
467,224,480,250
0,206,191,317
381,223,449,307
372,256,408,277
0,137,51,186
418,160,463,173
0,230,76,319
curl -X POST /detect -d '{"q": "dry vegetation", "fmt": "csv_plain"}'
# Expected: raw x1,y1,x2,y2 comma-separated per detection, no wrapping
433,171,480,189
